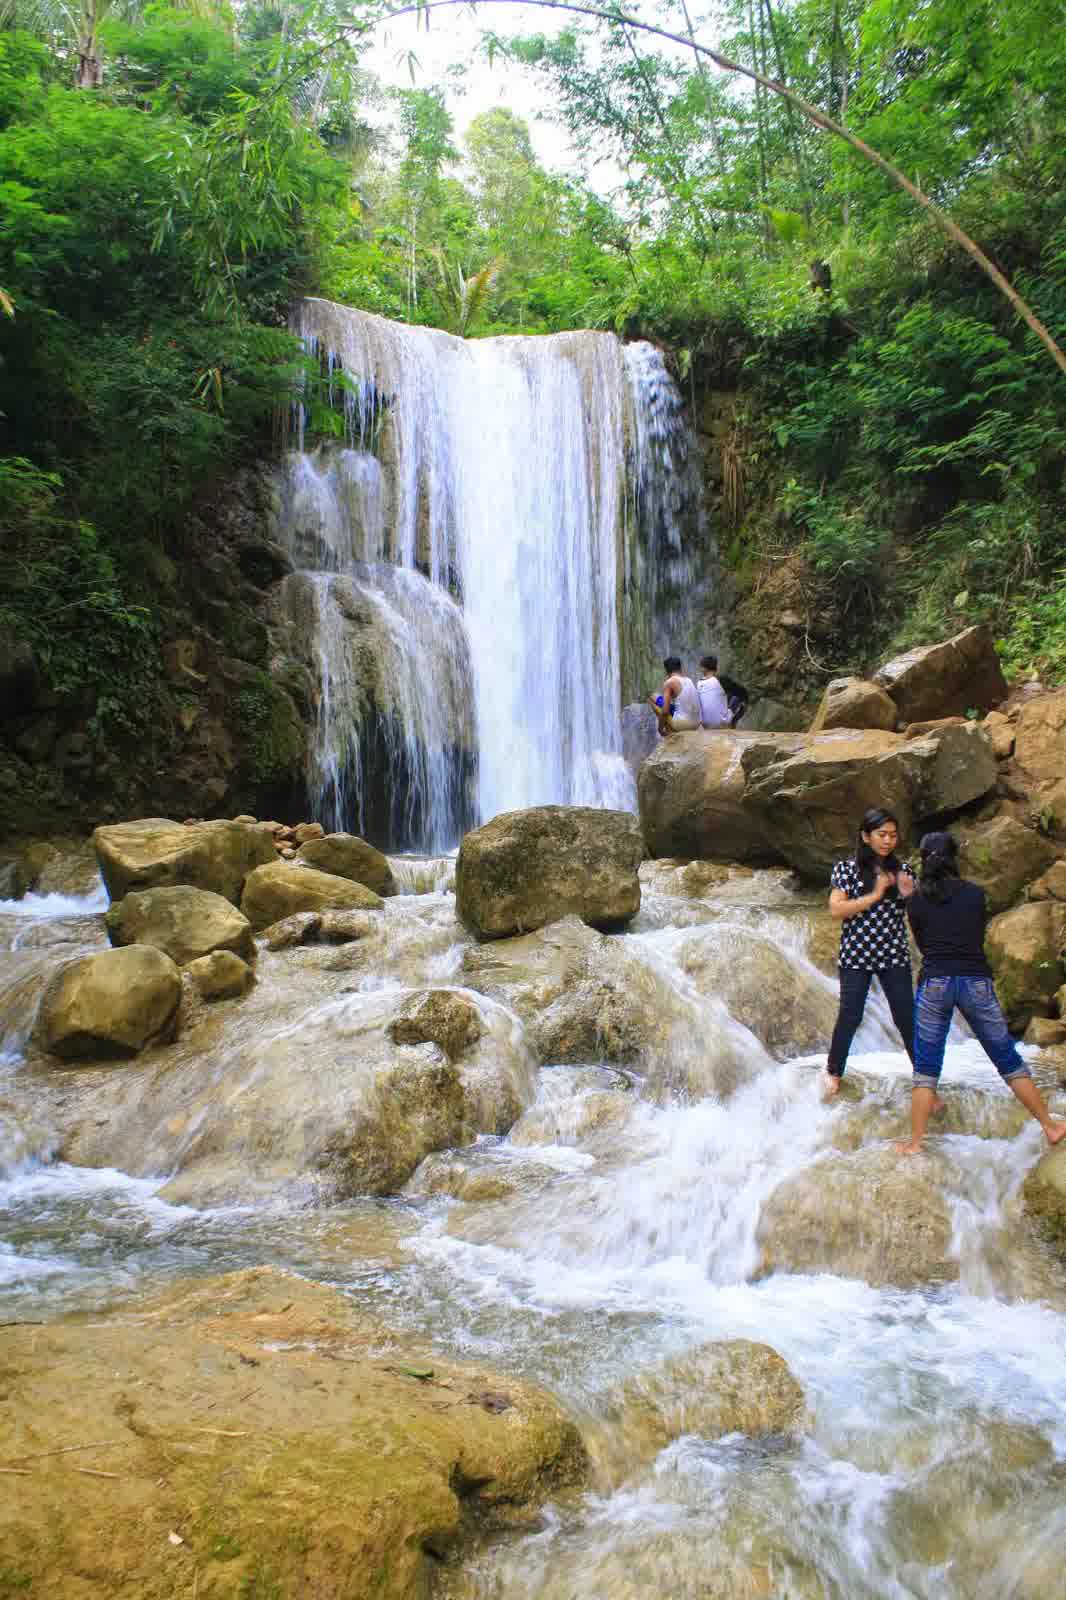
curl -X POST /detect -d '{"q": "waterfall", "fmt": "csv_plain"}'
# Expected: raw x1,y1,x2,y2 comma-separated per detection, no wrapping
278,300,698,851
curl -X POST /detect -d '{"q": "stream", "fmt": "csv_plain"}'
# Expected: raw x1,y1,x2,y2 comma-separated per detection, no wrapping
3,864,1066,1599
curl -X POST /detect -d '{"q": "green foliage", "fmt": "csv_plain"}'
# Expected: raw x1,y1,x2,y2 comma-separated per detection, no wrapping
237,670,303,783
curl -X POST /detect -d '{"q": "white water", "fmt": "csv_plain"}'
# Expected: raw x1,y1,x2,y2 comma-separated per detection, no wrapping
280,303,698,848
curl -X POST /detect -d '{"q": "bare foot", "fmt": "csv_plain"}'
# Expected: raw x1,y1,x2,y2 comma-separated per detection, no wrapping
894,1140,924,1155
1044,1121,1066,1147
821,1069,841,1100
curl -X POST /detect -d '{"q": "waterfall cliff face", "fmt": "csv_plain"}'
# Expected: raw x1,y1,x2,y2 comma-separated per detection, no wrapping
277,300,698,851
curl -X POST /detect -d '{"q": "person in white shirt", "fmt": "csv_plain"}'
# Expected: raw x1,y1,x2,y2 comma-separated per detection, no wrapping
649,655,702,736
697,654,730,728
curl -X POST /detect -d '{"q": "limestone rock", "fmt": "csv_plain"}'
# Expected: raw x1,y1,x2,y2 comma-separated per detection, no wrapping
741,724,996,880
873,623,1007,723
621,701,660,776
241,859,383,930
34,945,182,1060
1022,1144,1066,1252
982,709,1015,760
639,730,792,863
1028,860,1066,901
105,884,255,966
296,830,396,895
757,1147,957,1288
676,924,839,1059
955,816,1057,914
985,900,1066,1029
60,987,532,1204
1022,1016,1066,1048
318,908,375,942
456,805,642,939
388,989,484,1059
93,817,275,906
591,1340,805,1488
1013,689,1066,835
186,949,254,1001
0,1269,586,1600
293,821,325,843
809,677,898,733
262,910,321,948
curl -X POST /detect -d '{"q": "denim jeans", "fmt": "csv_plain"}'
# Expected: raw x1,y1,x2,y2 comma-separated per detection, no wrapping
827,965,915,1077
913,975,1030,1088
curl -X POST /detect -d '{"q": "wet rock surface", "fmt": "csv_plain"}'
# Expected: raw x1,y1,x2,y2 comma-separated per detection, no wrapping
0,1268,587,1600
240,858,384,929
106,883,255,966
295,830,397,895
34,944,183,1059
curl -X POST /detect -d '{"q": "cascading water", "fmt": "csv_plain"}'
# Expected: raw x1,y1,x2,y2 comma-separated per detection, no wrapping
277,300,697,849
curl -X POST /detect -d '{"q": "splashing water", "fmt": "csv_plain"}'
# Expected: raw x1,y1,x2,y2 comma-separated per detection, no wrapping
277,303,700,848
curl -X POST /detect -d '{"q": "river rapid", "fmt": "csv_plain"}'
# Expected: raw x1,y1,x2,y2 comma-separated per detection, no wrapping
3,860,1065,1600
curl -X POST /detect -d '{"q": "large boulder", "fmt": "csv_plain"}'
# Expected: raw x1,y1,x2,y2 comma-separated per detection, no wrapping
295,831,396,895
105,884,255,966
1022,1144,1066,1252
58,986,533,1205
93,817,275,906
985,900,1066,1029
638,730,795,863
589,1339,805,1488
873,623,1007,723
741,723,996,879
240,859,383,930
757,1147,957,1288
1012,688,1066,835
809,676,898,733
954,816,1057,914
456,805,642,939
34,945,182,1060
0,1269,586,1600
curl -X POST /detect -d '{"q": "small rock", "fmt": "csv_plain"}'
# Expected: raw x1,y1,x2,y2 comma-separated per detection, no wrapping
293,822,325,843
318,909,374,943
262,912,322,949
1023,1016,1066,1048
982,710,1015,760
279,846,296,860
187,950,254,1001
388,991,484,1060
233,813,257,826
1028,861,1066,902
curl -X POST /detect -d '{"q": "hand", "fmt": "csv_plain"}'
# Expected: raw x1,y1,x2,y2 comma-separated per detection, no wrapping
897,871,916,900
872,870,896,901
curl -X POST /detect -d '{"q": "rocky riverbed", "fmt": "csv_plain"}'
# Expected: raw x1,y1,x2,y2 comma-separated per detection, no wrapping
2,813,1066,1598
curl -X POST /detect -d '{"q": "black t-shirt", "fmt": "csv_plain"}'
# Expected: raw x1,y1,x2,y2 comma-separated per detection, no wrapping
905,878,992,980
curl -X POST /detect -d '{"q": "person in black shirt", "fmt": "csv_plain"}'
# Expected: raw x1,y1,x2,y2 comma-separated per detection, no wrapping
896,831,1066,1155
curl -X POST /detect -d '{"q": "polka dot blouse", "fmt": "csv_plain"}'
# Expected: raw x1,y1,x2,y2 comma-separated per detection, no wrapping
830,857,915,971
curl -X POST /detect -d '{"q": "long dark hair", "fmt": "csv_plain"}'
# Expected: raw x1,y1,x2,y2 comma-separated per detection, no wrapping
855,806,902,892
917,830,960,903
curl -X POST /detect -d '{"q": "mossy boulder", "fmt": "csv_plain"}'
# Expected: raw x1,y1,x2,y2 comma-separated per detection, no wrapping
589,1339,806,1489
296,831,396,895
1022,1144,1066,1252
985,901,1066,1029
809,676,898,733
34,944,182,1059
105,884,255,965
756,1147,957,1288
456,805,643,939
0,1268,587,1600
93,817,276,906
241,859,383,930
955,816,1057,914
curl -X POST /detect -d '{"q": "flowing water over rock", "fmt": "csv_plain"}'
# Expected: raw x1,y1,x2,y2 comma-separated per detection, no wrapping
277,304,702,850
3,868,1066,1597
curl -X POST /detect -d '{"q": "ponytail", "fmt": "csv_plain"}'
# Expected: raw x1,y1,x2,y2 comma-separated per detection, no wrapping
917,831,960,904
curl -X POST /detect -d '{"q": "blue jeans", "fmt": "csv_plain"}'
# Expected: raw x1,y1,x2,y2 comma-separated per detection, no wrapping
913,975,1030,1088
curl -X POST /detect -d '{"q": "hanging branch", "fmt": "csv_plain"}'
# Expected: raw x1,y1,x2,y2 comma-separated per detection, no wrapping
282,0,1066,377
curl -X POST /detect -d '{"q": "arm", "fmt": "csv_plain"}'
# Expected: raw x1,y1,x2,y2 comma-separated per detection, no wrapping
829,874,892,921
663,673,682,715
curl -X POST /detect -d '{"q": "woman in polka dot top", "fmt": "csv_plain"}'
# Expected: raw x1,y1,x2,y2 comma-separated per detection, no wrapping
822,806,918,1099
